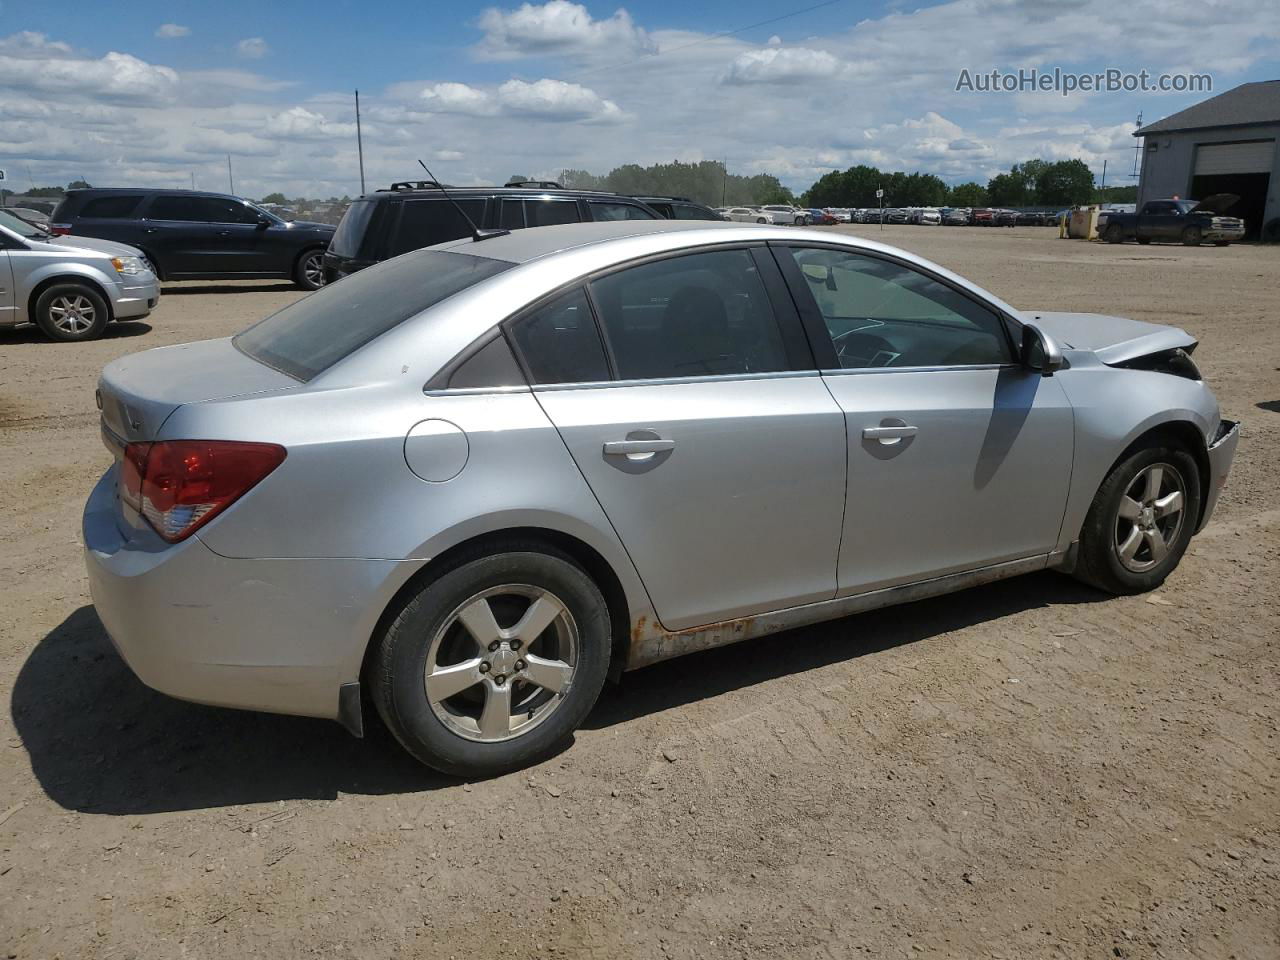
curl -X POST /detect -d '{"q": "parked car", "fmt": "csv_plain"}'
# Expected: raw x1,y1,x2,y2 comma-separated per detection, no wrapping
994,209,1018,227
760,204,805,225
917,208,942,226
0,208,159,342
1103,197,1245,246
724,206,774,224
941,207,970,226
885,208,911,224
324,181,661,281
803,208,838,225
49,189,334,290
629,196,724,221
5,207,51,231
970,208,996,226
825,208,852,223
80,219,1240,776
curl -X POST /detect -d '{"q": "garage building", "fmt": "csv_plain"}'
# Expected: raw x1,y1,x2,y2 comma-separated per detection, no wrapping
1136,80,1280,240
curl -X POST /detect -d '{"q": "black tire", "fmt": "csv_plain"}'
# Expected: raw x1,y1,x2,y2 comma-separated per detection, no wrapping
1105,223,1125,244
370,547,611,777
33,283,110,342
1181,225,1202,246
1136,237,1152,245
755,217,767,224
294,248,327,291
1074,442,1201,595
1214,240,1230,247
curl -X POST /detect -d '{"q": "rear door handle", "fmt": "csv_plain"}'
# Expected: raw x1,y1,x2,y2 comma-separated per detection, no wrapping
603,439,675,456
862,425,918,440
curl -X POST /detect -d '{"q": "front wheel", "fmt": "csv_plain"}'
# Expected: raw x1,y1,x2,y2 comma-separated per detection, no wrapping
1074,444,1201,595
34,283,109,342
294,249,327,290
1105,223,1125,243
1181,225,1202,246
370,548,611,777
755,217,767,224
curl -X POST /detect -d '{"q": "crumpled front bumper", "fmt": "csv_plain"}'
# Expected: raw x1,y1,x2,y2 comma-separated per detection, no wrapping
1197,419,1240,532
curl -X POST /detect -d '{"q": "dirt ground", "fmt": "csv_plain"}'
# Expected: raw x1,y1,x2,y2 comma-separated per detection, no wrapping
1,226,1277,960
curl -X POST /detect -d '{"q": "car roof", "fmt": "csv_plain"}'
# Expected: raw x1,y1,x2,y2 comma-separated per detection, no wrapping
360,186,639,202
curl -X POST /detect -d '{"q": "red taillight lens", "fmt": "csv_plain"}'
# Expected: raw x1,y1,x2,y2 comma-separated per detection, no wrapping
120,440,286,543
50,223,73,235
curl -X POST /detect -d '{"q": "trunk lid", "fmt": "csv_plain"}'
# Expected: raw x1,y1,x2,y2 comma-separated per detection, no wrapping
1021,311,1198,366
98,337,298,443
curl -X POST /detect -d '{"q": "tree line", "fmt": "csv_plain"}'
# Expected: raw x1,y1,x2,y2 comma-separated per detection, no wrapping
558,160,795,207
803,159,1132,209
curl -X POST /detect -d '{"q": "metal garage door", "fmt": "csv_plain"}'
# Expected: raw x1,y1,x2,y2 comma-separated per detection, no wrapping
1194,141,1275,175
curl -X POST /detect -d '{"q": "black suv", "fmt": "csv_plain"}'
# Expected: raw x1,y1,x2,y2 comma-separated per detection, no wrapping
629,196,724,221
50,189,335,290
323,181,660,281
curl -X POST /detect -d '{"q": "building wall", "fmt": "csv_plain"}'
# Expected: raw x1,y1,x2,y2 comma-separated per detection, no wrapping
1138,122,1280,228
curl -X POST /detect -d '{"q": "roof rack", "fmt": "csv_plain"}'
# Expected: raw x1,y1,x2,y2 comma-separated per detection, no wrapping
504,180,563,189
383,180,448,192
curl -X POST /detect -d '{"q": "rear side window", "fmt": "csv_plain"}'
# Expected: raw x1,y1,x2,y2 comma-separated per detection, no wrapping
234,250,512,381
508,287,610,385
500,198,581,229
78,195,144,219
672,203,716,221
588,201,657,222
150,195,258,223
393,199,486,254
590,249,791,380
329,199,376,258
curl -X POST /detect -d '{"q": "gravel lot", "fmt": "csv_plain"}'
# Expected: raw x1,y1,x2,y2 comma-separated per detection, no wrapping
2,226,1277,960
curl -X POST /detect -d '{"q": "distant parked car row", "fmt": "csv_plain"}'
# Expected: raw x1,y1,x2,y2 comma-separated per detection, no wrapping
831,206,1057,227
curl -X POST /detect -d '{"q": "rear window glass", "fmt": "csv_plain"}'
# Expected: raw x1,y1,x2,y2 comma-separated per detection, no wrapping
78,195,144,219
392,198,486,255
329,199,375,258
234,250,512,381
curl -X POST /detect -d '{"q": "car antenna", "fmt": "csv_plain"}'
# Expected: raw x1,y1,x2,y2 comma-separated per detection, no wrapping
417,159,510,242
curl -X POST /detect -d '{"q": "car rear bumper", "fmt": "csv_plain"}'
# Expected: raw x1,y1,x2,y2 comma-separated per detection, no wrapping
82,468,411,722
1197,419,1240,532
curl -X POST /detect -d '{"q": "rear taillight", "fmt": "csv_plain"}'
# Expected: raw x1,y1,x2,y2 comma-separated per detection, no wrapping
120,440,286,543
49,223,72,235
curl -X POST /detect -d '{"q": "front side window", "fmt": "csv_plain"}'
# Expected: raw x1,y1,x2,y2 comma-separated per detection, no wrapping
590,249,790,380
392,198,486,254
781,247,1012,369
508,286,610,385
587,201,657,222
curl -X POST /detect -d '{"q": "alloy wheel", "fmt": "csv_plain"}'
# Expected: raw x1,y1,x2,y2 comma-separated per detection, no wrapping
423,584,578,743
303,252,326,287
48,294,96,335
1113,462,1186,573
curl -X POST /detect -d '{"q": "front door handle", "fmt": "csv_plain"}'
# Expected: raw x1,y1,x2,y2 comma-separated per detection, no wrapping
862,424,918,441
603,439,675,457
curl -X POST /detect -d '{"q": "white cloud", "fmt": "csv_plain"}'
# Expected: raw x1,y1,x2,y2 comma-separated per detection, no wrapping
156,24,190,39
496,78,621,120
267,105,357,139
0,31,73,57
420,81,498,116
0,36,178,103
236,37,269,59
476,1,654,59
722,46,843,85
417,77,620,121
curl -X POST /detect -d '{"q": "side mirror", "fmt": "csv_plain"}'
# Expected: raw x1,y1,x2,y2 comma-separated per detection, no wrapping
255,216,271,229
1021,322,1063,376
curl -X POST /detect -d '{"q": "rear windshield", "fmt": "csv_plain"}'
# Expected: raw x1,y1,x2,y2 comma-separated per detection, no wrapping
329,198,375,259
233,250,512,381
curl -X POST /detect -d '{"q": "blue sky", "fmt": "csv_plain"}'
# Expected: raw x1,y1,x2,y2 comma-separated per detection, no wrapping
3,0,1277,198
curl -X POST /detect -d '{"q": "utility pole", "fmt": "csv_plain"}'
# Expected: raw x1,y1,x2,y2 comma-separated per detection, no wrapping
190,171,196,190
355,89,367,195
226,154,234,194
1130,111,1143,179
1100,158,1108,197
721,158,727,207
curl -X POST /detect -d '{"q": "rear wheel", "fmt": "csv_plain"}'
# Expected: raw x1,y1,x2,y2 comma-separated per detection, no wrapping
1136,237,1152,245
34,283,109,342
1074,443,1201,595
370,548,611,777
1181,225,1202,246
755,217,767,224
1105,223,1125,243
294,249,327,290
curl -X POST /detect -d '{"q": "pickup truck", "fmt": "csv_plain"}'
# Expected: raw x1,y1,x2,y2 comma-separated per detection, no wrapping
1103,195,1246,246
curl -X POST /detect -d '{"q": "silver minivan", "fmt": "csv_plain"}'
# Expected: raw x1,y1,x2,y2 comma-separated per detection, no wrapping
0,209,159,341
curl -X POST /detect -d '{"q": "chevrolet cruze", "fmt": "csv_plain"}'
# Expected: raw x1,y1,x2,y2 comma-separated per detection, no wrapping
84,220,1239,776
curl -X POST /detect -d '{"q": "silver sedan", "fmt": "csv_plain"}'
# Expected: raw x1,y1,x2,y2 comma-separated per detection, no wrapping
83,221,1239,776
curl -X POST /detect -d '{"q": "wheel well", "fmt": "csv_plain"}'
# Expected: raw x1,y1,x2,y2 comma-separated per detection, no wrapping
27,275,114,324
361,527,632,685
293,245,327,272
1114,421,1211,526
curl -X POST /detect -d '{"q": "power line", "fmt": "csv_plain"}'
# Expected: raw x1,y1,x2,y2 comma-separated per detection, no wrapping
570,0,851,79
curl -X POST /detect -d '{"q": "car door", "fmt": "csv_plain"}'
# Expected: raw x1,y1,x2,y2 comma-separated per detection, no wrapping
507,246,847,631
143,195,222,276
774,243,1075,595
0,244,14,326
